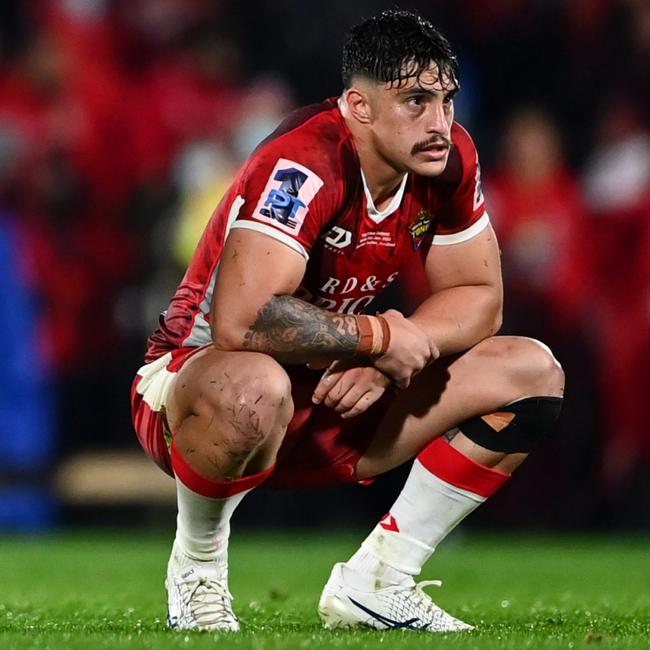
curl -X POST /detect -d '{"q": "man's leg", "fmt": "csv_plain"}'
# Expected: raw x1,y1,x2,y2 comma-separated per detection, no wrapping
320,336,564,631
164,348,293,632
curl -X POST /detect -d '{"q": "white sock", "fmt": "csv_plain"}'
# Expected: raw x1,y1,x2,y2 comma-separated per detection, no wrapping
347,439,510,585
170,443,274,564
348,461,484,581
174,479,250,563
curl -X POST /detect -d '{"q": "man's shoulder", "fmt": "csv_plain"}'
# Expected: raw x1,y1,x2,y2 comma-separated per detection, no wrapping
248,98,356,176
225,99,361,243
256,98,343,145
237,99,359,216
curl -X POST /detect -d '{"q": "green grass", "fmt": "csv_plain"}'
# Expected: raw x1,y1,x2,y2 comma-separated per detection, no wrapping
0,531,648,649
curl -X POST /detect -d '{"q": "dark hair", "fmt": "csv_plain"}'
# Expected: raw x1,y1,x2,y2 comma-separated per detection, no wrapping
342,10,459,89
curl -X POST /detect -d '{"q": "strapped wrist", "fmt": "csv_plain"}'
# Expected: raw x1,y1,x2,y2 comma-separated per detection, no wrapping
356,315,391,356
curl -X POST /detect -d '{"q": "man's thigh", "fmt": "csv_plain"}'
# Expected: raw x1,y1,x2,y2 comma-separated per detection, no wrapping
132,336,555,486
356,335,559,479
132,349,387,486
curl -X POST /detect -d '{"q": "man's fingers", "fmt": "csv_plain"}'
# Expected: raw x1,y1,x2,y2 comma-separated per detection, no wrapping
340,391,377,419
314,365,390,412
312,366,343,404
332,384,368,413
428,339,441,362
324,379,354,409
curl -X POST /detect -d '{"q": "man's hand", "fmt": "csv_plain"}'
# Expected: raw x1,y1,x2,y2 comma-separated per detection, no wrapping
312,360,392,419
374,309,439,388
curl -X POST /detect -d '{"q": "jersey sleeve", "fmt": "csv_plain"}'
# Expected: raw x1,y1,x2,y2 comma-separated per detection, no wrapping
432,124,490,246
227,144,336,261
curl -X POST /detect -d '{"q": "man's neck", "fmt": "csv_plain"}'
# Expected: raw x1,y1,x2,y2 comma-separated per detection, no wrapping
340,98,406,213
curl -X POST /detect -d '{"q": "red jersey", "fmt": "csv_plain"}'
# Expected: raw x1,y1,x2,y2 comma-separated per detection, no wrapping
145,98,488,362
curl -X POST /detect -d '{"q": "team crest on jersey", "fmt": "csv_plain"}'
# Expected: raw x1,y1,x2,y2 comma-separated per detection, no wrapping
254,158,324,234
409,210,433,250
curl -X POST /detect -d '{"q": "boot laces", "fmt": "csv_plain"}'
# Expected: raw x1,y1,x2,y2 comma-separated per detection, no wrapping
180,574,236,626
398,579,444,611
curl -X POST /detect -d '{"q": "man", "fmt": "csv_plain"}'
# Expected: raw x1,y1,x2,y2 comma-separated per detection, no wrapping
131,9,564,633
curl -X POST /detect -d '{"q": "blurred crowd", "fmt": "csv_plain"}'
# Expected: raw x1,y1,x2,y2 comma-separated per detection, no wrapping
0,0,648,529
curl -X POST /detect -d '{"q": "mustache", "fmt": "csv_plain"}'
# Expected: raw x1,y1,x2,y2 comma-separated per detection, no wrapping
412,134,453,155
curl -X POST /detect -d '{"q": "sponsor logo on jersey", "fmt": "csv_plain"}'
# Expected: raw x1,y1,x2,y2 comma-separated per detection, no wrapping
323,226,352,249
254,158,324,234
295,272,400,314
409,210,433,249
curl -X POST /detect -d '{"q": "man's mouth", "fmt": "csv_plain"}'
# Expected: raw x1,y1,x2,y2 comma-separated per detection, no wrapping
415,142,450,160
412,136,452,158
421,142,450,153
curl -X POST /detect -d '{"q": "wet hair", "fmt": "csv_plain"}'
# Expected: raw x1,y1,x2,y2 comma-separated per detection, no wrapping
342,10,459,90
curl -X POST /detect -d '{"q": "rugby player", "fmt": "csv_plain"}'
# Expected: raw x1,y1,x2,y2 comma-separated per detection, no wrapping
131,9,564,633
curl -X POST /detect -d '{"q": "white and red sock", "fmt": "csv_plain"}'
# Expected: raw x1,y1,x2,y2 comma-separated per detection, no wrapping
347,437,510,586
171,444,273,563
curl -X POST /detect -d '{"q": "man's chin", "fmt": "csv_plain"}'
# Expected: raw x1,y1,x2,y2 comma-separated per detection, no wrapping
411,157,449,177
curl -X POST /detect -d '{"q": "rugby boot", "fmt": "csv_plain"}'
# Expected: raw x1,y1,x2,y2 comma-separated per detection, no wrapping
166,541,239,632
318,562,473,632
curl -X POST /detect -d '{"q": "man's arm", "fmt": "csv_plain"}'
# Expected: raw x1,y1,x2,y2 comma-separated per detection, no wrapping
211,229,358,362
409,224,503,357
310,225,502,415
243,294,360,363
211,229,433,378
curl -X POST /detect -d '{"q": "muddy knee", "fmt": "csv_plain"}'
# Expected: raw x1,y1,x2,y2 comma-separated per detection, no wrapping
224,362,294,456
171,353,293,467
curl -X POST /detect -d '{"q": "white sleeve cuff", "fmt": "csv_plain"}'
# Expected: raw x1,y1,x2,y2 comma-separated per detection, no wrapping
229,221,309,261
432,212,490,245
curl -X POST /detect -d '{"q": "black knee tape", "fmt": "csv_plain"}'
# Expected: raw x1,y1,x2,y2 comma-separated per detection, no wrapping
457,396,563,454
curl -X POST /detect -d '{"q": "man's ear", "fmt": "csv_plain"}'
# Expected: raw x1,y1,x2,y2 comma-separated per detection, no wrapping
344,86,375,124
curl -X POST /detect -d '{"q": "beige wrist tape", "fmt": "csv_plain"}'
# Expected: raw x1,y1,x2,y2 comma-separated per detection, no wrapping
356,315,391,356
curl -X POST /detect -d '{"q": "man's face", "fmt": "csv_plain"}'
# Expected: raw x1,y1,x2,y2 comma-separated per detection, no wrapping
365,65,457,177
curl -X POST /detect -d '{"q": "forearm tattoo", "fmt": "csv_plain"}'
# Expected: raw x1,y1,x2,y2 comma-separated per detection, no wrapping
443,428,460,442
243,295,359,363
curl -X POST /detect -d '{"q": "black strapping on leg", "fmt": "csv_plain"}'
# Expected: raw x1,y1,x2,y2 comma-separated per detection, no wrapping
457,396,563,454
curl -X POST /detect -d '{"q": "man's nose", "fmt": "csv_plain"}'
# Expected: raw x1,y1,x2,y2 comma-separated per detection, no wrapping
426,101,447,133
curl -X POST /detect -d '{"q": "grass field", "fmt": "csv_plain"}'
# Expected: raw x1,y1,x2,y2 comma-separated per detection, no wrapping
0,531,648,649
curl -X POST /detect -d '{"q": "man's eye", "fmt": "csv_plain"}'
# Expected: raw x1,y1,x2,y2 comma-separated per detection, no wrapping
408,96,424,106
443,95,455,105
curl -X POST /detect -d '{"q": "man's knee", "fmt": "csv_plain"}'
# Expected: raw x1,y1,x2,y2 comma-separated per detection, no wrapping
175,352,294,454
225,355,294,444
454,337,564,455
481,336,564,398
515,337,564,397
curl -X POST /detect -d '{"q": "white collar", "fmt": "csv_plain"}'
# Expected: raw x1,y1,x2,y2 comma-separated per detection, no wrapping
361,169,408,224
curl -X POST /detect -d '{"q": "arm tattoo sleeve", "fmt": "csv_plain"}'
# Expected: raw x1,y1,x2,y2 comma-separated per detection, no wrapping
243,295,359,363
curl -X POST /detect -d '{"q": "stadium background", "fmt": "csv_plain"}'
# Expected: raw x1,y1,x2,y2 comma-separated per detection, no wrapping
0,0,648,535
